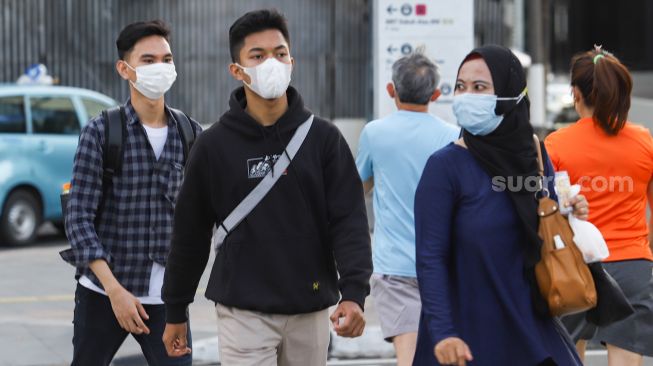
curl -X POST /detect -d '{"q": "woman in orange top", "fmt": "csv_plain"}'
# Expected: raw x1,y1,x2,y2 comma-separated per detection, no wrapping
546,46,653,366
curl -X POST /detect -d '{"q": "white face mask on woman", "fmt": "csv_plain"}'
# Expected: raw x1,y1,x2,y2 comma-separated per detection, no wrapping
236,58,292,100
124,62,177,100
453,87,527,136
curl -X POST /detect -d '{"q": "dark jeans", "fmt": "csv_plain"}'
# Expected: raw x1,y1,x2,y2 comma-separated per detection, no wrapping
71,283,192,366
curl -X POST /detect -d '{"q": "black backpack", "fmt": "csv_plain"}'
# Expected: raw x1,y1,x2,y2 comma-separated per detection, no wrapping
100,106,195,194
61,106,196,223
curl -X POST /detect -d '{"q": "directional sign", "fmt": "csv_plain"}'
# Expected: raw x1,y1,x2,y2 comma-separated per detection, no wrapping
400,3,412,16
373,0,474,123
401,43,413,55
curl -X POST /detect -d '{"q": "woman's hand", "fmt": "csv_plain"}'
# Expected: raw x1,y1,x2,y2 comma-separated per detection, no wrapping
568,194,589,220
434,337,473,366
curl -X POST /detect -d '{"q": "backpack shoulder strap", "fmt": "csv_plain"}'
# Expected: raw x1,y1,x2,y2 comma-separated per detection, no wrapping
102,106,125,179
96,106,125,219
169,107,196,162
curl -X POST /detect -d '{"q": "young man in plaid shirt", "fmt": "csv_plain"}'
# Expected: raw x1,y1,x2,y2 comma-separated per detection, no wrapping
60,20,201,365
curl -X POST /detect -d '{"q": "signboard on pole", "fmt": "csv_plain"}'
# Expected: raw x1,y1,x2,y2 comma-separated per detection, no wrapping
373,0,474,123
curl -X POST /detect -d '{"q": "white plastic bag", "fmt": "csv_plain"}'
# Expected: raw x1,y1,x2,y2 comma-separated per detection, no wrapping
560,184,609,263
568,184,610,263
568,214,610,263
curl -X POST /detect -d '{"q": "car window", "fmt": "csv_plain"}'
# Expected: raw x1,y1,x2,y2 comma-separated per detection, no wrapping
0,96,27,133
30,97,80,135
82,98,110,120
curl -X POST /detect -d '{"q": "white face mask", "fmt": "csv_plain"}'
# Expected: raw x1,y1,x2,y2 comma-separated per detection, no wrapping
125,62,177,100
237,58,292,100
453,88,527,136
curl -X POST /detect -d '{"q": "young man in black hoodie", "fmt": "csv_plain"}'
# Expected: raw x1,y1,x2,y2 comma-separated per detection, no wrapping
162,9,373,365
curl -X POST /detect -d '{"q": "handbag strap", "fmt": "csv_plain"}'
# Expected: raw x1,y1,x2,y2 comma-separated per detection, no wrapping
211,115,315,251
533,134,548,196
533,134,544,177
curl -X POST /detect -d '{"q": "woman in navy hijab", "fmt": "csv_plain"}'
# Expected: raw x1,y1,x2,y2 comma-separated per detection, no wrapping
413,45,587,365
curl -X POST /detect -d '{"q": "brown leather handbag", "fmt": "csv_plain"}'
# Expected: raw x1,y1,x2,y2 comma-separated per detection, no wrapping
532,135,597,317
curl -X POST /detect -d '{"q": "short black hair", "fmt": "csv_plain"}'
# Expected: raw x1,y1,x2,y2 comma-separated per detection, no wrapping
229,9,290,63
116,20,171,60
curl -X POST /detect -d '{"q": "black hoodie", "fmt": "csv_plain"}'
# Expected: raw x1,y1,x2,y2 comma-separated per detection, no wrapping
163,87,372,322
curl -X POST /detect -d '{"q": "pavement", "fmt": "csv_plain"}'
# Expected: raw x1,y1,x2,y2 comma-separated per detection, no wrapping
1,224,652,366
0,224,218,366
0,224,391,366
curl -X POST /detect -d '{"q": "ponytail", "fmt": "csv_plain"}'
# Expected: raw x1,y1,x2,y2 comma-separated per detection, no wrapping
570,46,632,135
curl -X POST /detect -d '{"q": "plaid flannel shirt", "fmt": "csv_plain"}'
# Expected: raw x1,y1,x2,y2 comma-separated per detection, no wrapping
60,100,202,296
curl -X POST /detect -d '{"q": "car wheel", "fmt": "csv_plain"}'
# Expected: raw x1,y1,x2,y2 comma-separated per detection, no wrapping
0,190,42,246
53,221,65,234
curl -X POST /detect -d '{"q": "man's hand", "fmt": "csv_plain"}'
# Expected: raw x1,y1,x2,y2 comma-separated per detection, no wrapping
89,259,149,334
163,323,192,357
567,194,589,220
330,300,365,338
106,285,150,335
434,337,473,366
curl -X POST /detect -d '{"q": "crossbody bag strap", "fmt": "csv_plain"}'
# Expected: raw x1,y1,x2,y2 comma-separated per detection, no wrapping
212,115,315,251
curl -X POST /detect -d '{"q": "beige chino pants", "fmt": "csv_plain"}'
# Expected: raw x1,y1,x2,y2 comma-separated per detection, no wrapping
216,303,330,366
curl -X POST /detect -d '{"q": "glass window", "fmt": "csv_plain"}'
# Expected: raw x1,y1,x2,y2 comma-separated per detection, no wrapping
82,98,110,120
30,97,80,135
0,96,27,133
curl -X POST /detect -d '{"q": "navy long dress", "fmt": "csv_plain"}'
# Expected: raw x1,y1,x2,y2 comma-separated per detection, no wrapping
413,143,582,366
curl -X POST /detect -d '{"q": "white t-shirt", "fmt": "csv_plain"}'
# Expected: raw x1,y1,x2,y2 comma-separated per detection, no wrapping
142,124,168,160
79,263,165,304
78,123,170,304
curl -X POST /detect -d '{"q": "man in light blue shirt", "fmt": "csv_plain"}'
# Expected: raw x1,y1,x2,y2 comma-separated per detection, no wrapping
356,53,459,366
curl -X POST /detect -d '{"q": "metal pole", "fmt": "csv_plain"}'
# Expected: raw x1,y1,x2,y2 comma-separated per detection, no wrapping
328,0,337,121
527,0,548,129
528,0,545,63
513,0,525,50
